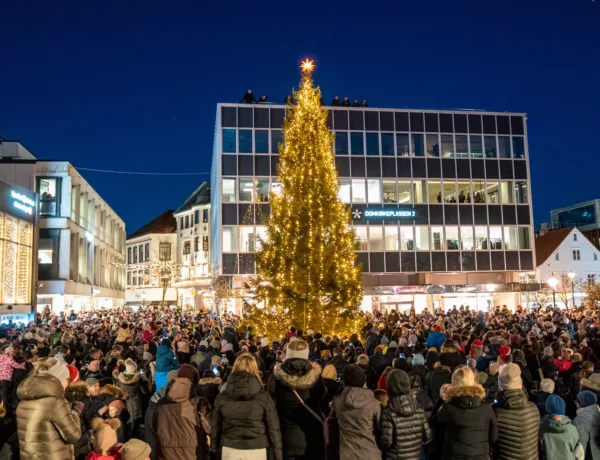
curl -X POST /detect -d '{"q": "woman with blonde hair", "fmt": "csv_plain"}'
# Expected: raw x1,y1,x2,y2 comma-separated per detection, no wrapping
211,353,282,460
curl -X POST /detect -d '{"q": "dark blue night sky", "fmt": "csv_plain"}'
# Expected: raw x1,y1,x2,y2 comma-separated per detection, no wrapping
1,0,598,233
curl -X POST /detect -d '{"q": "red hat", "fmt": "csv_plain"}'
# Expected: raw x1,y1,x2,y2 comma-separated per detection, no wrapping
498,345,511,364
470,339,484,356
66,365,80,383
434,326,442,332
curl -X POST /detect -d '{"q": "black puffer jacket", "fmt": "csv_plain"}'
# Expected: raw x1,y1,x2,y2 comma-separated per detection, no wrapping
212,371,282,460
267,358,325,459
380,394,432,460
435,384,498,460
330,355,349,378
196,377,221,408
493,389,540,460
115,372,148,422
427,366,452,404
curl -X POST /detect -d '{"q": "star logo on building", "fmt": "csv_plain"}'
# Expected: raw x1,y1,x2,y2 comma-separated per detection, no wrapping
352,209,362,219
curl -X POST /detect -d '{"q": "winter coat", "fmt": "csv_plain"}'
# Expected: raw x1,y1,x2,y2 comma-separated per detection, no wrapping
155,344,179,373
426,350,440,371
366,332,380,355
267,358,326,459
322,378,343,416
330,355,349,378
16,373,82,460
409,364,429,389
212,371,282,460
435,384,498,460
380,394,431,460
493,389,540,460
426,331,446,351
145,386,167,460
539,415,580,460
64,382,94,458
330,386,381,460
153,377,209,460
531,390,553,417
196,376,221,408
427,366,452,405
369,352,392,389
573,404,600,460
222,327,239,353
115,371,147,422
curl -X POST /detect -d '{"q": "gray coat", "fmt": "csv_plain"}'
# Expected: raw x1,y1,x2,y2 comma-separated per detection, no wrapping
573,404,600,460
331,386,382,460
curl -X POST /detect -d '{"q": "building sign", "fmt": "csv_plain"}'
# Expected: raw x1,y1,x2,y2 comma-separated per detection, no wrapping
11,190,34,216
352,208,416,220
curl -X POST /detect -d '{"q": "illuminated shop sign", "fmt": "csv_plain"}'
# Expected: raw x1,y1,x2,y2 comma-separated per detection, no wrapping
11,190,34,216
353,208,416,219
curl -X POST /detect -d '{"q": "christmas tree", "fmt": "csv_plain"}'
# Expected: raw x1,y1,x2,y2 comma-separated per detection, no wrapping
245,60,363,337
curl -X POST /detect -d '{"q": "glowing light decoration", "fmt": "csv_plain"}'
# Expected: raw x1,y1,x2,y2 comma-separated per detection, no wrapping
301,59,315,74
11,190,34,216
0,213,33,305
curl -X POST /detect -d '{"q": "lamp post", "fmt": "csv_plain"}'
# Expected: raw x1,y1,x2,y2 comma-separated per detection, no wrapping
568,271,576,309
548,276,559,309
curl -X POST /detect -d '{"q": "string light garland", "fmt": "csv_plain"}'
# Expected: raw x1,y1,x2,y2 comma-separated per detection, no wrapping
243,60,364,337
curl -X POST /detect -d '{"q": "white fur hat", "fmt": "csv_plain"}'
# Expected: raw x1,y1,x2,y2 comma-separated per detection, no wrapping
125,358,137,374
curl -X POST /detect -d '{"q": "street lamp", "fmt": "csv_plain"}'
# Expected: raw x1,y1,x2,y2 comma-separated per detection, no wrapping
568,271,576,309
548,276,559,308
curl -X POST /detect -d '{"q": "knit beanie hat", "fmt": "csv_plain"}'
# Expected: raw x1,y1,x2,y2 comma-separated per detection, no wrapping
577,390,598,408
381,337,390,346
386,369,411,396
91,418,121,455
41,360,70,382
322,364,337,380
285,340,309,361
121,439,152,460
546,394,566,415
498,346,511,364
343,364,366,388
66,365,80,383
85,378,99,388
177,364,199,386
125,358,137,374
388,341,398,349
498,363,522,391
411,354,425,366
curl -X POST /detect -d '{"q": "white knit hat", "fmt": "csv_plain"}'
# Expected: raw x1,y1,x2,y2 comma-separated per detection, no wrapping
125,358,137,374
285,340,309,360
260,338,269,347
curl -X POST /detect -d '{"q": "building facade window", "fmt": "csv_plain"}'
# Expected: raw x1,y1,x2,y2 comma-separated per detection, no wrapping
556,252,560,261
203,209,209,223
159,243,171,261
183,241,191,256
203,235,209,251
185,215,190,229
194,237,199,252
588,274,596,284
128,247,132,263
145,243,150,261
574,233,578,242
38,229,60,280
38,177,61,217
573,249,581,261
133,246,138,263
195,210,200,225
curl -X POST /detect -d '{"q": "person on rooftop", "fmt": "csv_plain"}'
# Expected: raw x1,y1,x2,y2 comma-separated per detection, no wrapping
240,90,257,104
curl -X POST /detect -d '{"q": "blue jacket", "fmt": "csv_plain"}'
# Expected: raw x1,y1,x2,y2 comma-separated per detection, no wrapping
155,344,179,373
426,331,446,351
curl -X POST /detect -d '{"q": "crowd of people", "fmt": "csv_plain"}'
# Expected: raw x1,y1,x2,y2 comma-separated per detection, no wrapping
239,89,368,108
1,304,600,460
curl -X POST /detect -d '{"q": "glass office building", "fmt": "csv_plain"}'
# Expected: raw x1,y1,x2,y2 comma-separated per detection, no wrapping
551,200,600,250
211,104,535,313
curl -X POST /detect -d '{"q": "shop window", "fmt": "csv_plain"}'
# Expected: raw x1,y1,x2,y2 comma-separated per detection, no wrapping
223,179,236,203
428,181,442,204
415,226,429,250
384,226,399,250
369,226,384,251
396,134,410,157
470,135,483,158
475,226,488,250
441,135,454,158
183,241,191,256
159,242,171,261
240,227,256,252
446,226,459,250
255,178,270,202
222,227,237,253
339,179,351,203
38,178,60,217
426,134,440,157
411,134,424,157
413,180,427,203
460,226,474,250
367,179,381,203
489,227,503,249
504,227,518,249
354,226,368,251
401,227,414,250
431,226,444,250
222,129,236,153
484,136,497,158
239,178,254,202
351,179,366,203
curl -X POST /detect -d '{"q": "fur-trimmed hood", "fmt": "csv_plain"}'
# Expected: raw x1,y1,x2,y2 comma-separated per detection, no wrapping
199,377,222,385
443,384,486,408
100,384,125,401
273,359,322,390
117,372,141,385
580,377,600,392
65,381,90,402
441,343,458,354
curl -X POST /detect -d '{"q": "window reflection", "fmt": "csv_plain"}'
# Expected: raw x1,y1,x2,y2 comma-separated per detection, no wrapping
338,179,351,203
396,134,410,157
470,135,483,158
412,134,424,157
455,135,469,158
354,226,368,251
484,136,497,158
441,135,454,158
255,179,269,202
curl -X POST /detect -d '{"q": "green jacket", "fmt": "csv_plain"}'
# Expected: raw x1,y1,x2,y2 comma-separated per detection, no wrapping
539,415,580,460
